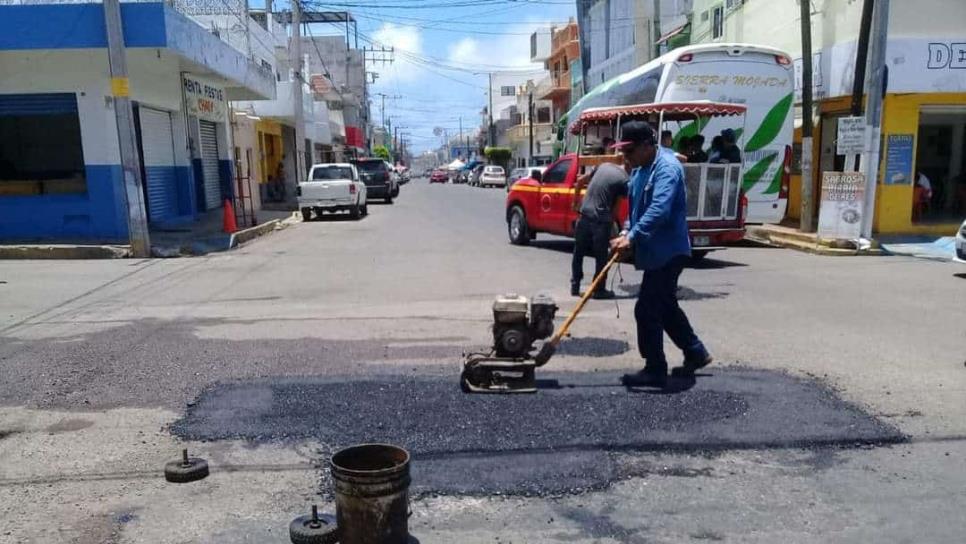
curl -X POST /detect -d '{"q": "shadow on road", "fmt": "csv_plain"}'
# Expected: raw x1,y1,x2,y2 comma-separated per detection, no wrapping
613,283,729,301
528,239,575,254
687,256,748,269
954,273,966,280
305,213,366,223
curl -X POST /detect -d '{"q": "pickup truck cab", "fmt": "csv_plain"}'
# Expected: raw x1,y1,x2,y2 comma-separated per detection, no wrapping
351,158,397,204
506,101,750,258
297,163,367,221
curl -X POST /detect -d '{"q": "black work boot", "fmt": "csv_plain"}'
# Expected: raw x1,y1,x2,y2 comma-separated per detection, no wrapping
571,282,581,297
592,289,615,300
672,352,713,377
621,368,667,388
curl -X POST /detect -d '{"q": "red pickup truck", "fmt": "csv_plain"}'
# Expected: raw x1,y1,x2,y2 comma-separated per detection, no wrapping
505,152,748,258
505,102,751,259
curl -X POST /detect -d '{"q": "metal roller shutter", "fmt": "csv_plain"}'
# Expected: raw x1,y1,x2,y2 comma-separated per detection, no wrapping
138,107,177,223
199,120,222,210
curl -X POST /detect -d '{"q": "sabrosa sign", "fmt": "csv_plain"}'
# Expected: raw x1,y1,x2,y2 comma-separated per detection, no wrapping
182,74,226,123
818,172,865,240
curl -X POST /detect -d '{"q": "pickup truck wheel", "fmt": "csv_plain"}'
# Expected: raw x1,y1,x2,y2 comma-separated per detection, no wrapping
362,203,369,216
349,204,361,220
508,206,530,246
300,208,311,222
384,194,393,204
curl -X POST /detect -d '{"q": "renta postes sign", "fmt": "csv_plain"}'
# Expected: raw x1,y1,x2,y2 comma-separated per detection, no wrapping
182,74,226,123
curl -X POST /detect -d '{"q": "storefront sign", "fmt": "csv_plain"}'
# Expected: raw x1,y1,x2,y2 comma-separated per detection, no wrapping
836,117,866,156
182,74,226,123
818,172,865,240
884,134,915,185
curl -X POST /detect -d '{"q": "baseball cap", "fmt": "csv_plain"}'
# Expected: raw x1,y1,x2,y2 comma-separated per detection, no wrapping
610,121,657,149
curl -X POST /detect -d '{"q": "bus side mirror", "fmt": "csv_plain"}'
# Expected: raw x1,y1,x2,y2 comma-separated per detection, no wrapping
531,169,542,182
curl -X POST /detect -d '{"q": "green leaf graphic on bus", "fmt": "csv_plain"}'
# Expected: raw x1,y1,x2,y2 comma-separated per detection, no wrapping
672,117,710,150
744,93,793,152
764,156,784,194
743,153,777,192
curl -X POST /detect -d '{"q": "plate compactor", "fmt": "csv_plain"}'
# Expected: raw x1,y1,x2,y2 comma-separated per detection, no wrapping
461,253,621,394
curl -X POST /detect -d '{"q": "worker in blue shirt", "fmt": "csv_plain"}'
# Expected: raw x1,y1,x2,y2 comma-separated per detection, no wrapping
609,121,712,388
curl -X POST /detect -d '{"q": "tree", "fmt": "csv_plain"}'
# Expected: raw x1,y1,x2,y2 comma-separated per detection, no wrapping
373,145,391,161
484,146,512,170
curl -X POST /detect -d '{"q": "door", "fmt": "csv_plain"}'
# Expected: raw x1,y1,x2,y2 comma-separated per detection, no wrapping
199,120,221,210
138,107,178,223
537,157,575,234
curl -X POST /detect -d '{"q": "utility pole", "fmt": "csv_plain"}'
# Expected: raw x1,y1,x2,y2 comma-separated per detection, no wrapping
798,0,816,232
488,72,495,147
459,116,464,158
652,0,662,59
103,0,150,256
528,91,534,167
860,0,890,240
291,0,306,181
850,0,875,116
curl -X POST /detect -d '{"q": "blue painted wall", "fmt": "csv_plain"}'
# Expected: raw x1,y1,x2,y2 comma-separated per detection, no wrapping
0,165,128,242
0,3,167,50
219,160,235,201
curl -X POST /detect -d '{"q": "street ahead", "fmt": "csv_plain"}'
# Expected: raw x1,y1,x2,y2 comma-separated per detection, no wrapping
1,179,965,543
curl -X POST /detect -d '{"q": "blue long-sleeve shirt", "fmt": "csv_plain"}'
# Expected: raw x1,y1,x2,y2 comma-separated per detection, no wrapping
623,148,692,270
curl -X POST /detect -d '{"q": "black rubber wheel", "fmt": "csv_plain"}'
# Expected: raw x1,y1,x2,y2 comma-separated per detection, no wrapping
164,457,209,483
508,206,530,246
349,204,360,220
361,203,369,216
289,512,338,544
300,208,311,222
691,250,709,261
385,194,394,204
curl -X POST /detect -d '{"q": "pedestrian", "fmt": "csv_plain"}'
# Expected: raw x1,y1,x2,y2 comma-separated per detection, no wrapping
571,142,629,299
661,129,688,162
688,134,708,163
609,121,712,388
708,135,726,163
720,129,742,163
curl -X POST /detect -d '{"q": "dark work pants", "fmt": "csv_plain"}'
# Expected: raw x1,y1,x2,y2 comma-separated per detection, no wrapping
635,255,707,373
571,217,611,290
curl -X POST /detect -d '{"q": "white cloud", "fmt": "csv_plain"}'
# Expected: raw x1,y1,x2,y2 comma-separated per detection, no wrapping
445,20,547,71
371,23,425,84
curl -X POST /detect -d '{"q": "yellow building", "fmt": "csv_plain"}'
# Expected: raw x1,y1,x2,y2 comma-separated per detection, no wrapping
690,0,966,235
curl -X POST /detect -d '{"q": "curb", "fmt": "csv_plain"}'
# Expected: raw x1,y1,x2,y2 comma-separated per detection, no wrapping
0,244,131,260
746,227,884,257
229,218,283,247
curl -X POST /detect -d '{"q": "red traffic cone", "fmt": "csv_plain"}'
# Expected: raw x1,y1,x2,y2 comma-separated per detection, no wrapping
222,199,238,234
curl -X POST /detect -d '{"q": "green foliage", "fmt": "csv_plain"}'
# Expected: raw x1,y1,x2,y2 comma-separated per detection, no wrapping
484,146,513,169
373,145,391,161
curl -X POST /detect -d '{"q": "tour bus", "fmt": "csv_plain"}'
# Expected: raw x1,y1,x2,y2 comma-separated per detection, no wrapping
561,43,794,224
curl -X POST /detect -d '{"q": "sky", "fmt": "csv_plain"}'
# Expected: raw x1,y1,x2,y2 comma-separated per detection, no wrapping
297,0,577,153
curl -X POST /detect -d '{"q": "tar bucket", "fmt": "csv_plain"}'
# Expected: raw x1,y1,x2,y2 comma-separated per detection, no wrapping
330,443,411,544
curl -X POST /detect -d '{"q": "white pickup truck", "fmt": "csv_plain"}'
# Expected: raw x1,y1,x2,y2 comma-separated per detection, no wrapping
297,163,368,221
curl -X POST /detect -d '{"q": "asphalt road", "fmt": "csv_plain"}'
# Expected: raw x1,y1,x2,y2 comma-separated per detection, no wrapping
1,178,965,543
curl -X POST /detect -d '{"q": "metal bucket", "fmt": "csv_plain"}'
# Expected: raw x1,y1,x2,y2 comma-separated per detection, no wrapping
330,443,411,544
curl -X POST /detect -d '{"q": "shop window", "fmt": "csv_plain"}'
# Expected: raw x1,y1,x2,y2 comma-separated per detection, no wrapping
0,93,85,195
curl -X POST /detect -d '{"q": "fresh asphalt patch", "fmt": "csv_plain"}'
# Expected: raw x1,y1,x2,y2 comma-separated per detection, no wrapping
171,368,904,497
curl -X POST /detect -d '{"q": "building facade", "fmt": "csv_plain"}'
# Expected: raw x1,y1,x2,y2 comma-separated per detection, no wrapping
0,1,274,242
539,21,581,123
690,0,966,235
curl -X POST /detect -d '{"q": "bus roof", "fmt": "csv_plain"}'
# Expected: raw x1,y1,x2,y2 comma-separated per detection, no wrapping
561,43,791,130
570,101,747,134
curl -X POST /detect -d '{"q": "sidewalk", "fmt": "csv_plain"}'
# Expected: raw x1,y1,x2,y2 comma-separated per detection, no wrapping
0,209,296,260
745,223,884,256
150,209,296,257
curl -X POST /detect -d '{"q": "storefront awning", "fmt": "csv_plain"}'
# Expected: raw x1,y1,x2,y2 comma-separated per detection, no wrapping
655,23,689,45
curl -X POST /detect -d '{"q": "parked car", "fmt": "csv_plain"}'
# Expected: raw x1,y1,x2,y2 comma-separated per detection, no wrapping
507,166,546,192
385,161,401,197
400,170,411,184
956,218,966,263
430,169,448,183
468,164,485,187
480,165,507,188
350,158,396,204
297,163,367,221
